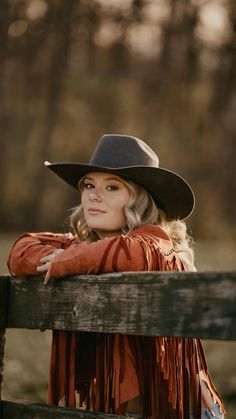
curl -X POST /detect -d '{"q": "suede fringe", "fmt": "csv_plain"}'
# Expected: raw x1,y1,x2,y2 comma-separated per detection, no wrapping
48,233,226,418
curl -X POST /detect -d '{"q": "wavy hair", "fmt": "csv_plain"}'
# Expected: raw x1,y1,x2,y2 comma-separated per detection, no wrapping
69,176,196,272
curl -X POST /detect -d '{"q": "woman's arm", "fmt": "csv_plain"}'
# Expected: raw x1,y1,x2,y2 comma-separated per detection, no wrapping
47,235,147,279
7,232,75,276
45,226,173,282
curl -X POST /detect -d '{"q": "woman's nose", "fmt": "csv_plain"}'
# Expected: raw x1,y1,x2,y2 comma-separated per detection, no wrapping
88,189,102,201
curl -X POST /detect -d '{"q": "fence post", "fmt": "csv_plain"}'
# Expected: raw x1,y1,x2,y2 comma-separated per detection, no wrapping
0,276,8,409
0,329,6,401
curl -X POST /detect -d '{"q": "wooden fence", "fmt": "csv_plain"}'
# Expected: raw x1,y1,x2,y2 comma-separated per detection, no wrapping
0,271,236,418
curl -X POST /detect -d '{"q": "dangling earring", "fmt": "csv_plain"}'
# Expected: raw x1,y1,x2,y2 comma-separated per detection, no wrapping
121,225,128,234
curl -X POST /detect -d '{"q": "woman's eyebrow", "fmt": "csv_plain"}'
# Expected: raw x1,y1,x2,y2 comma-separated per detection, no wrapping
104,177,123,183
84,176,123,183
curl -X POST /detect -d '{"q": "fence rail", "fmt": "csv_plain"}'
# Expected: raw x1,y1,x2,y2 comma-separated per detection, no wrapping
0,401,118,419
0,271,236,418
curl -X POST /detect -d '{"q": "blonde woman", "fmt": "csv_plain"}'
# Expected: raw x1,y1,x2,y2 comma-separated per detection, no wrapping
8,134,225,418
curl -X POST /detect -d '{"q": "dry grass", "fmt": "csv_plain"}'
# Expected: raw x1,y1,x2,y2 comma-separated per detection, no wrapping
1,233,236,417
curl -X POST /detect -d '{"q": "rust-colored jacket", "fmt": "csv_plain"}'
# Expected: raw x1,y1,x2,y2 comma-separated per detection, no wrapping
7,225,225,418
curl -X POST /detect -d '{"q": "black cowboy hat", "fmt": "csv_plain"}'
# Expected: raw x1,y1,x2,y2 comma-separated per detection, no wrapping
45,134,194,220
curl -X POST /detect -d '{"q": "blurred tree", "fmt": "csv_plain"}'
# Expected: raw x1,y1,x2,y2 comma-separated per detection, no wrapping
0,0,11,212
27,0,76,222
0,0,235,239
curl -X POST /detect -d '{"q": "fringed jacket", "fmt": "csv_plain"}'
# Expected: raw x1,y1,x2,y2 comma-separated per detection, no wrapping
7,224,225,419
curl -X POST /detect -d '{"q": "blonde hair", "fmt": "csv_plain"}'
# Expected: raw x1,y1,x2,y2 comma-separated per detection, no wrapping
69,176,196,272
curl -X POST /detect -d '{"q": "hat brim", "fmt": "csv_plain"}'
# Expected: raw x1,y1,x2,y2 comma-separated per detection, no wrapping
45,162,195,220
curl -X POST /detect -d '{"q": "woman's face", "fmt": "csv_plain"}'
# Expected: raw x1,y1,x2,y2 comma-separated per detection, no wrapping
81,171,130,239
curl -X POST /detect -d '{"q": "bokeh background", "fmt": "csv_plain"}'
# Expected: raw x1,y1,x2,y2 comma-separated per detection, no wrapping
1,0,236,417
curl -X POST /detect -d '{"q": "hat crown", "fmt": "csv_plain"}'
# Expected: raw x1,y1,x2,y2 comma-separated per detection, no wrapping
90,134,159,168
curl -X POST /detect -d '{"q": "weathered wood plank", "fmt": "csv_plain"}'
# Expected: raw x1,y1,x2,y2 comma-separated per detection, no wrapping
5,271,236,340
0,276,7,405
0,330,6,401
0,277,8,328
0,400,125,419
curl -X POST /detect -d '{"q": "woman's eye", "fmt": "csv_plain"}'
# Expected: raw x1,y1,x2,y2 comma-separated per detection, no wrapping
107,185,118,191
84,183,94,189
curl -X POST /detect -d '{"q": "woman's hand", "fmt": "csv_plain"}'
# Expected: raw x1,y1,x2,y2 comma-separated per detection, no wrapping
36,248,65,285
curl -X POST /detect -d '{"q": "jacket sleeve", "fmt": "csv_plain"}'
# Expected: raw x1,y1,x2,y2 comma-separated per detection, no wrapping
7,232,75,276
48,234,153,277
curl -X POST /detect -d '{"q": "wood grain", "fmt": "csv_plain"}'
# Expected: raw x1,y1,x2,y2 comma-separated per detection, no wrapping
0,277,8,328
0,400,124,418
5,271,236,340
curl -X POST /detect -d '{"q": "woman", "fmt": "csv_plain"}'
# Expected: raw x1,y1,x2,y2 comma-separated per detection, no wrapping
8,134,225,418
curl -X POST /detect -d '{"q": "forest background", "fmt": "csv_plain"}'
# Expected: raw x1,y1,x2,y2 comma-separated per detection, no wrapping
0,0,236,417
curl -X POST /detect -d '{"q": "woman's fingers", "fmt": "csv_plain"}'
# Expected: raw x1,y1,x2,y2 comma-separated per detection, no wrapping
37,262,50,272
36,263,52,285
37,248,64,286
36,261,52,285
44,270,52,286
40,248,64,264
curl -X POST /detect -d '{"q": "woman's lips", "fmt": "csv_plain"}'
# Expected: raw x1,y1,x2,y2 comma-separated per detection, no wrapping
88,208,106,214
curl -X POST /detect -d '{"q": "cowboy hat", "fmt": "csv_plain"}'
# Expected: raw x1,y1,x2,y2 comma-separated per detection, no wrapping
44,134,194,220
